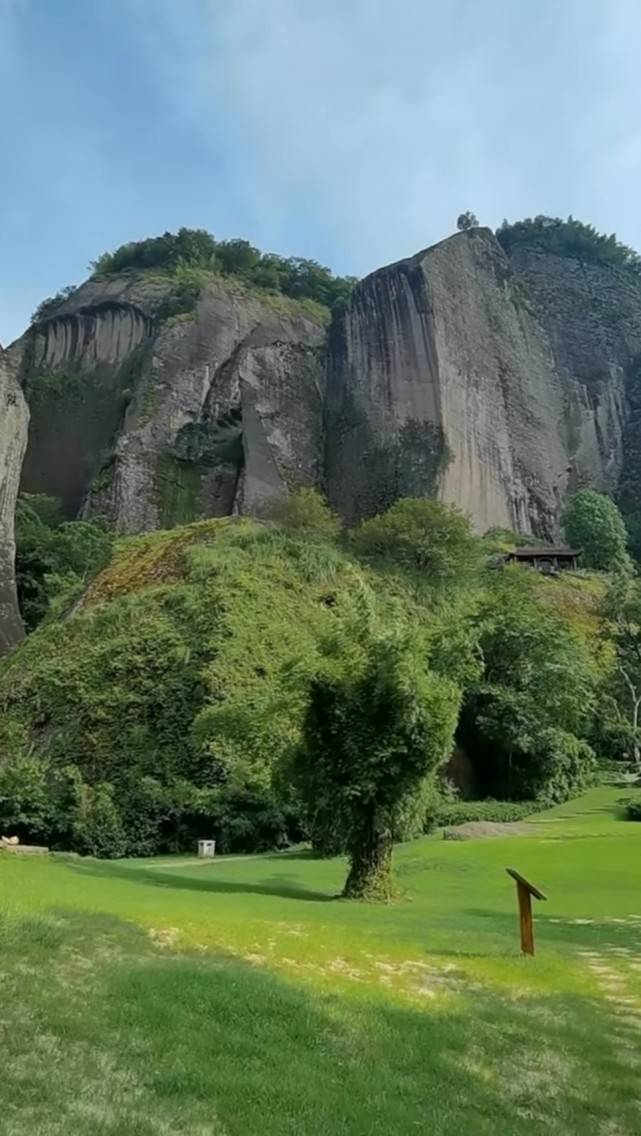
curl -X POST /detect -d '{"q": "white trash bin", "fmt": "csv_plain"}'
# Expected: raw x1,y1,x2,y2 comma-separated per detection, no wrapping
197,839,216,858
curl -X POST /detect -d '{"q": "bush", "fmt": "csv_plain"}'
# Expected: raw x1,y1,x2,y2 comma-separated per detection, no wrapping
0,753,53,842
90,227,356,316
424,800,535,832
627,798,641,821
264,489,341,542
15,494,113,630
71,782,127,859
351,498,481,585
562,489,631,572
496,215,641,275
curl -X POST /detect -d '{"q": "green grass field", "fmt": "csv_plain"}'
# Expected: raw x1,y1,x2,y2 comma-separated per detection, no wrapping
2,786,641,1135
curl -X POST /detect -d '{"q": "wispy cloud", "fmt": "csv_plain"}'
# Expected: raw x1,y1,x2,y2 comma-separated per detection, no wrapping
126,0,641,274
1,0,641,341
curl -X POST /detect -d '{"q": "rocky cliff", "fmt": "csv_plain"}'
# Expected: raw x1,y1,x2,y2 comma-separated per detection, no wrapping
0,346,28,653
5,224,641,656
325,228,641,534
17,275,326,533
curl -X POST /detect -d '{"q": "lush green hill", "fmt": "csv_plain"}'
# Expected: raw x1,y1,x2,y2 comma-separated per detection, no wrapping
0,512,618,857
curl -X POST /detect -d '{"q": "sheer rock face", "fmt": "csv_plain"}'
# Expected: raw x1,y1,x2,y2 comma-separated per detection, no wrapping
11,227,641,577
18,276,326,533
0,347,28,653
325,229,641,534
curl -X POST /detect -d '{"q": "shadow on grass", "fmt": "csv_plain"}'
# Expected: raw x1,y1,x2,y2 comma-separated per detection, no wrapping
460,908,641,951
69,858,336,902
2,908,637,1136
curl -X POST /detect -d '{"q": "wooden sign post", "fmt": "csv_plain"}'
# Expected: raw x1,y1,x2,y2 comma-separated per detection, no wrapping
506,868,547,956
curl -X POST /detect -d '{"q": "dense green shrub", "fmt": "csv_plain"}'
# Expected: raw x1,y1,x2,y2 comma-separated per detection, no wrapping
424,799,535,831
91,227,356,316
351,497,482,586
31,284,77,324
71,781,127,859
0,508,613,859
459,570,598,803
496,216,641,275
15,494,113,630
264,489,341,542
0,752,53,842
562,489,631,573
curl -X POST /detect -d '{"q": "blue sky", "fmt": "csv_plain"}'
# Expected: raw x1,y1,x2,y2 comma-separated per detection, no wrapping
1,0,641,344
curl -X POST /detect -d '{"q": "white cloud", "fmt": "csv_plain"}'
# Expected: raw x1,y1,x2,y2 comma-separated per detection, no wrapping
125,0,641,274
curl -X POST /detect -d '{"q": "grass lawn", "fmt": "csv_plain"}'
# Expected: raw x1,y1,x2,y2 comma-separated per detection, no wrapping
2,786,641,1135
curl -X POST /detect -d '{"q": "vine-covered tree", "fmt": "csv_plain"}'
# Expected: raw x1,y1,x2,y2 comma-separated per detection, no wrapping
562,489,631,572
600,576,641,765
293,598,460,899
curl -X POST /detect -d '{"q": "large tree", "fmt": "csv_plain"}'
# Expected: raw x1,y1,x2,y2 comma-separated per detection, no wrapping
293,599,460,899
562,489,631,572
600,576,641,765
459,570,597,802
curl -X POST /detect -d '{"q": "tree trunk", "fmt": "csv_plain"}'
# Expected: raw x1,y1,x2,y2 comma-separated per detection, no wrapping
343,814,394,901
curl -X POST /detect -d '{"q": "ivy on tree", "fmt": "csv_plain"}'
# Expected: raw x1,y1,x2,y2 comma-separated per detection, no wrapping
293,597,460,900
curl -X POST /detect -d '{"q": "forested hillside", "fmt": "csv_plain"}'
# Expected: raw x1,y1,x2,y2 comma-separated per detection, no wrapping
1,492,634,864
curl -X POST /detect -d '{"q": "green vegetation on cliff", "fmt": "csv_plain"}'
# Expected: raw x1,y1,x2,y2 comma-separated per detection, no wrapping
496,214,641,275
2,495,627,860
91,227,357,316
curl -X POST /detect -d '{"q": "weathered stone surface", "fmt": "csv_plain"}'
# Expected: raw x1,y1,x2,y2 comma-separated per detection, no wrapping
0,346,27,654
8,227,641,613
18,276,326,533
326,229,641,536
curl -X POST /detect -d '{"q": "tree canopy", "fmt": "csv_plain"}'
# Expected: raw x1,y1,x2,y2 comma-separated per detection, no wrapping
562,489,631,573
496,215,641,275
459,570,597,802
351,497,482,585
15,494,113,631
90,227,357,316
292,597,460,899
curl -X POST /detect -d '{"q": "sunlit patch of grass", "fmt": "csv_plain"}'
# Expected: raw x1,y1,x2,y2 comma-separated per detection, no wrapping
2,786,641,1133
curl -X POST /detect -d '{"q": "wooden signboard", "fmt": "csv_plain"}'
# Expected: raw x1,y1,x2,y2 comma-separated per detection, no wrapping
506,868,547,955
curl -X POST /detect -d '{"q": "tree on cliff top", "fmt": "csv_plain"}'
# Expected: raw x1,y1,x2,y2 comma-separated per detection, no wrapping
293,598,460,900
496,215,641,275
456,212,479,232
562,489,631,573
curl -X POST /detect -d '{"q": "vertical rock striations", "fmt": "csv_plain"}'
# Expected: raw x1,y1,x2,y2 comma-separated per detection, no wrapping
0,346,28,653
17,276,326,533
326,229,641,536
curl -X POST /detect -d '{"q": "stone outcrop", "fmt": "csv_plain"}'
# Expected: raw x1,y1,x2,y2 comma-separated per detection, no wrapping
0,346,28,653
18,276,326,533
326,228,641,534
4,225,641,654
